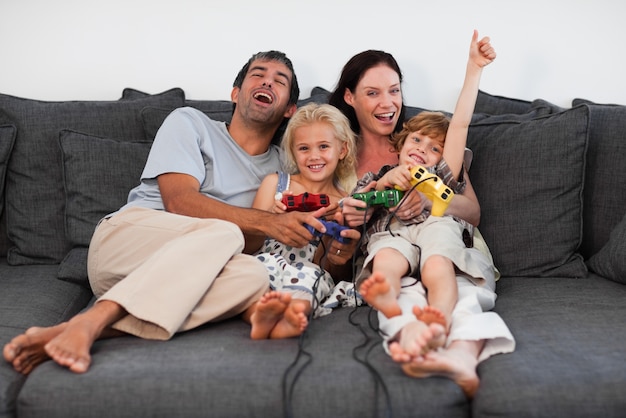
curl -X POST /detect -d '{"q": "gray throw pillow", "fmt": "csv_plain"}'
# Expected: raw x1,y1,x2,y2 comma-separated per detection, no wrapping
58,130,153,285
586,212,626,284
467,105,589,278
570,99,626,259
0,89,184,265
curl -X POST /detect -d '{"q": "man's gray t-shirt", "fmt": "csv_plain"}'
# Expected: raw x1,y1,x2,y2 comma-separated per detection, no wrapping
118,107,282,213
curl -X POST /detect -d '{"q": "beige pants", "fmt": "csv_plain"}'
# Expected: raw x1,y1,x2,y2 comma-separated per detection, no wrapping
87,207,268,340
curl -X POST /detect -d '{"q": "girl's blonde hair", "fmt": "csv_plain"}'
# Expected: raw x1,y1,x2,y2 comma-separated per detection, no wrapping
391,111,449,152
281,103,358,193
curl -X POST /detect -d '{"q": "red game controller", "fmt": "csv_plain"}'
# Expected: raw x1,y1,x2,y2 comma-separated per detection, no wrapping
282,192,330,212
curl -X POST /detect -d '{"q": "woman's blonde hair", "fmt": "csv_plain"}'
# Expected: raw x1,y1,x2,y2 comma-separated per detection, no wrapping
281,103,358,193
391,111,449,152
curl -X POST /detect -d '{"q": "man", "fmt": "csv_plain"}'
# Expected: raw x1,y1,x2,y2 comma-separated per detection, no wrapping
3,50,359,375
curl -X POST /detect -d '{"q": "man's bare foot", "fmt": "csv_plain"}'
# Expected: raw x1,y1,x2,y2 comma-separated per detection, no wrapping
250,291,292,339
269,299,309,339
359,272,401,318
3,324,67,374
43,314,107,373
396,345,480,398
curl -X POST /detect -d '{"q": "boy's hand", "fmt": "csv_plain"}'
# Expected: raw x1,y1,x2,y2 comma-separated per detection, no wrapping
470,29,496,68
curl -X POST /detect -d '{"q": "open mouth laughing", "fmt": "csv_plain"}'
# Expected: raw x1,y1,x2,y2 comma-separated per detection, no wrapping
253,91,274,104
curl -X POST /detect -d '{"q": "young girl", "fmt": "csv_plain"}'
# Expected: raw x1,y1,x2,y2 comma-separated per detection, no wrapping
249,102,359,340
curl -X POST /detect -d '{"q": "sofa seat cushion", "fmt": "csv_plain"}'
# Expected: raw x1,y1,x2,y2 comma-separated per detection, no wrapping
467,105,589,278
0,89,184,265
0,260,92,418
474,275,626,417
15,306,469,418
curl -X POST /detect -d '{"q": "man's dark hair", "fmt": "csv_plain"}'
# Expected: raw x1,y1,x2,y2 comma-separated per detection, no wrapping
233,50,300,106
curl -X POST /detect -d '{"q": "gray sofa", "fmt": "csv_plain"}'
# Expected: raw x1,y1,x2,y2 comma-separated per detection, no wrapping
1,86,626,418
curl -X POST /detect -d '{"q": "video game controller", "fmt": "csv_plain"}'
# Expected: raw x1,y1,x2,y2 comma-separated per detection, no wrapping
305,219,351,244
395,165,454,217
282,192,330,212
352,189,405,210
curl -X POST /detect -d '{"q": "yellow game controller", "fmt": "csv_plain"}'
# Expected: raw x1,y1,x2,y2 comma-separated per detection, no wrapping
395,166,454,217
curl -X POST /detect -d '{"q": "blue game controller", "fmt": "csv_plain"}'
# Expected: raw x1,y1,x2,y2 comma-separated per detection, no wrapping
305,219,351,244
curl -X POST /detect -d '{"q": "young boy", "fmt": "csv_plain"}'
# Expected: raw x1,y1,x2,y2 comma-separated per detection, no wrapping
355,30,496,349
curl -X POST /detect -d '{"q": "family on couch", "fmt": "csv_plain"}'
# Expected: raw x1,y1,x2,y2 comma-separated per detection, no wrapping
3,31,514,399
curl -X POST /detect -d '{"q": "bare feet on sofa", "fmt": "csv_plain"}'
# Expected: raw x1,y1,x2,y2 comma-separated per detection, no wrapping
3,323,67,374
389,339,482,398
5,300,126,374
389,307,446,359
249,291,308,339
359,272,402,318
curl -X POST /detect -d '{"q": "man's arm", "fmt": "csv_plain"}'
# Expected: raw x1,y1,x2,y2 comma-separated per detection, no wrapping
444,30,496,179
157,172,326,253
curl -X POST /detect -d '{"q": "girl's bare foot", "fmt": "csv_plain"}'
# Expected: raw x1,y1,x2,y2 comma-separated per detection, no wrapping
3,323,67,374
359,272,401,318
250,291,291,339
398,344,480,398
269,299,309,339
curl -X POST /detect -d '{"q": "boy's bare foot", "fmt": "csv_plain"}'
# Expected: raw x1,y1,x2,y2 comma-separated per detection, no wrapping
3,324,67,374
392,343,480,398
390,317,446,360
359,272,401,318
269,299,309,339
413,305,447,328
250,291,292,339
413,305,448,349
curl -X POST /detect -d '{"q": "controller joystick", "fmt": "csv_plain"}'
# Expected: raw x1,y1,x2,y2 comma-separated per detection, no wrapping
395,165,454,217
305,219,351,244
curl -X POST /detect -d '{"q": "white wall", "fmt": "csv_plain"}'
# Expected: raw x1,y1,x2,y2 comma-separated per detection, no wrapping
1,0,624,111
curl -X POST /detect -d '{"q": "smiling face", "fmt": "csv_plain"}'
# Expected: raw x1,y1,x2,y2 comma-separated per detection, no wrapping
231,58,296,126
399,130,445,168
344,64,402,139
291,121,348,183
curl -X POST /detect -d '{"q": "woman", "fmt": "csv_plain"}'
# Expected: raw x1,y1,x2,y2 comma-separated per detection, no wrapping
330,35,514,398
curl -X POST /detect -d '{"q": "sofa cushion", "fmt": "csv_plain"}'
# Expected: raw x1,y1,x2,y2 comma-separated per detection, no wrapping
58,130,152,284
0,89,184,265
571,99,626,259
475,90,534,115
475,90,567,117
0,121,16,257
586,212,626,284
0,121,16,212
467,105,589,278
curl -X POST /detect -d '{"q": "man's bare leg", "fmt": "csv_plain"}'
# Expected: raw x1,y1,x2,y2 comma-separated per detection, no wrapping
268,299,309,339
4,323,68,374
359,272,402,318
249,291,292,340
43,300,126,373
390,339,484,398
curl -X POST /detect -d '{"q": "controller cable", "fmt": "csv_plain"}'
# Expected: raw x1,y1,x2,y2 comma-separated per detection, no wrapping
280,235,330,418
